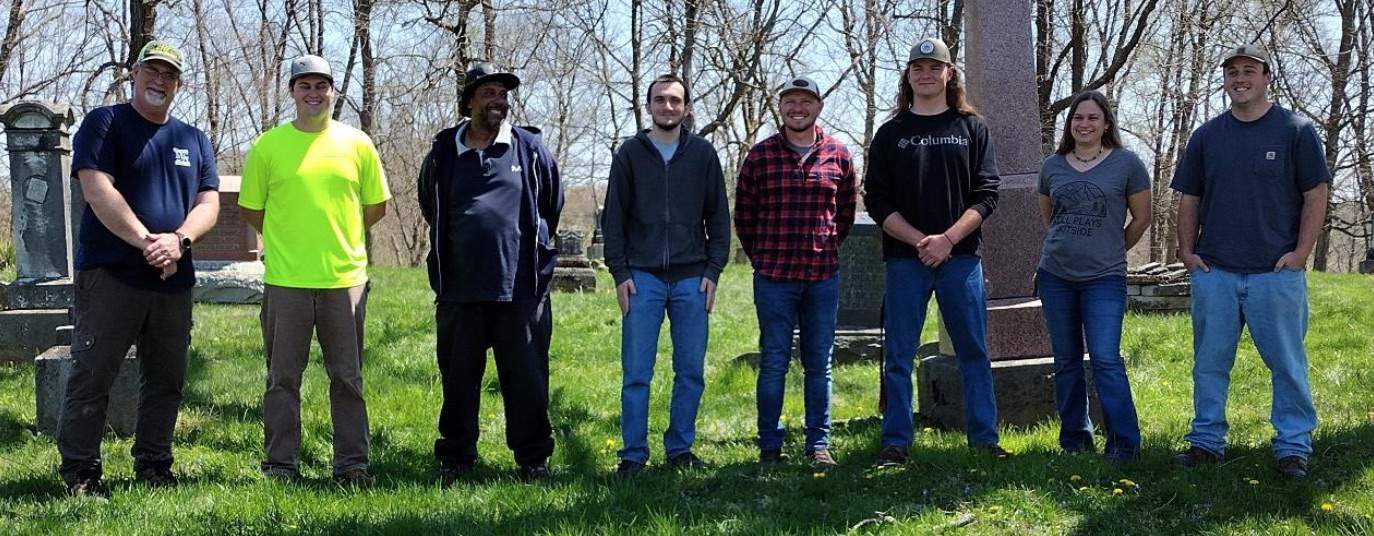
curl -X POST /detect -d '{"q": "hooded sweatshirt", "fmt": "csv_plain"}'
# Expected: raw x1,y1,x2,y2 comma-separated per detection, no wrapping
601,128,732,285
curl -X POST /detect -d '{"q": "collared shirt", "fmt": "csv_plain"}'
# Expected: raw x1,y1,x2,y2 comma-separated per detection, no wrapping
734,125,858,282
455,120,513,157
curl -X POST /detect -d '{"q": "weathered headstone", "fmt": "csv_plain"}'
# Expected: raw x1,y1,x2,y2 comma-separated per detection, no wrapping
35,345,139,437
917,0,1072,429
190,175,265,303
552,230,596,292
587,209,605,261
1361,221,1374,274
837,213,886,329
0,101,76,361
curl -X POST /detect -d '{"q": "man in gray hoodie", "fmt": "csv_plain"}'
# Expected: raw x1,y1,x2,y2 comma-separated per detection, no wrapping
601,74,731,476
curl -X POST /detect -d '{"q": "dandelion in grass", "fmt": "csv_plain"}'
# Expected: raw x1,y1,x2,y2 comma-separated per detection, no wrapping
923,427,934,434
812,472,826,479
1248,479,1260,486
1070,475,1081,482
1078,486,1089,492
1118,479,1136,490
1321,503,1334,513
1112,488,1123,496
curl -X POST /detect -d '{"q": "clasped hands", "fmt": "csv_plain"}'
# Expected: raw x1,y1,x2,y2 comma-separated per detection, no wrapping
913,233,955,267
142,232,182,280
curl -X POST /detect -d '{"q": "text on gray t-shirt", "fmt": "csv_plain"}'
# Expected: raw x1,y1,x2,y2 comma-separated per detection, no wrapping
1037,149,1151,281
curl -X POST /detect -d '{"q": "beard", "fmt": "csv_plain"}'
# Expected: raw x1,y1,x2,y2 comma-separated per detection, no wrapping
473,105,508,129
783,119,815,133
652,115,683,131
143,88,169,107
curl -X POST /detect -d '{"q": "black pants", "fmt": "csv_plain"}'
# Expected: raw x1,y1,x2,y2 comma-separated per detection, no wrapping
58,268,193,484
434,296,554,467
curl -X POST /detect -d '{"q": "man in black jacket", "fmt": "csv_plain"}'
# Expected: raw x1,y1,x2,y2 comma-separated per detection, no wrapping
602,74,731,476
417,63,563,484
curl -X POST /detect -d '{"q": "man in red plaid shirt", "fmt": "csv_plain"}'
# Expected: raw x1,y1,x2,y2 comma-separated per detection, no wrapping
734,76,858,470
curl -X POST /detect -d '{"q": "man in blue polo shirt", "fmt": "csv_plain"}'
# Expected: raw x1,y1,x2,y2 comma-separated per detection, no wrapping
58,40,220,496
418,63,563,484
1171,44,1330,480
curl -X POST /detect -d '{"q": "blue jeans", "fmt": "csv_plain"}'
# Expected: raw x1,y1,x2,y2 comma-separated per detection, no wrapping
1185,266,1317,460
1036,269,1141,459
618,270,709,463
881,256,999,447
753,273,839,452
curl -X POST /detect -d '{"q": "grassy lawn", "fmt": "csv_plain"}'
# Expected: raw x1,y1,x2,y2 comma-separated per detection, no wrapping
1,265,1372,534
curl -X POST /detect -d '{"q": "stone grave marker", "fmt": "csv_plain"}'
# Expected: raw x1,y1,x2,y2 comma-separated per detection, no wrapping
35,345,139,437
192,175,265,304
552,230,596,292
0,101,76,361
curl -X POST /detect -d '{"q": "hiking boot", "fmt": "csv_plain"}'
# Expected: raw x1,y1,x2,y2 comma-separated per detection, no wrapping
667,451,708,470
261,466,303,483
518,463,551,481
66,477,108,498
975,444,1014,459
439,461,476,487
758,449,787,465
808,449,838,471
614,459,646,478
134,466,179,488
874,445,909,467
1277,456,1308,480
1173,446,1223,468
334,468,376,488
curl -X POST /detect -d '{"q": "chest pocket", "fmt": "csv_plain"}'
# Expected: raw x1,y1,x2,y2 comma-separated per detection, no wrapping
1254,145,1285,179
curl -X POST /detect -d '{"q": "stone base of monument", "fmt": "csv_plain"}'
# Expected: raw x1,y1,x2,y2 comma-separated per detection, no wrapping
1360,259,1374,274
586,244,604,261
1,279,73,309
35,345,140,437
1127,263,1191,313
938,298,1051,360
552,266,597,292
194,261,264,304
0,309,70,362
833,328,883,364
917,349,1102,430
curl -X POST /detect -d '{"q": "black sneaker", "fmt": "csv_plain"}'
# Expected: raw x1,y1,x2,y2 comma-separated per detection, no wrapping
615,459,646,478
874,445,909,467
439,461,476,487
975,444,1014,459
758,449,787,465
134,466,179,488
667,451,707,470
1277,456,1308,480
66,477,108,498
518,463,550,481
334,468,376,488
808,449,838,471
261,466,303,482
1174,446,1223,468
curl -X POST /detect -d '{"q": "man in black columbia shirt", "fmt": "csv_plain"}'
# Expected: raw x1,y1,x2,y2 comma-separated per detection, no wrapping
863,38,1008,466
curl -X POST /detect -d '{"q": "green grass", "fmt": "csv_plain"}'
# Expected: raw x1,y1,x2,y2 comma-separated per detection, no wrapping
1,266,1372,534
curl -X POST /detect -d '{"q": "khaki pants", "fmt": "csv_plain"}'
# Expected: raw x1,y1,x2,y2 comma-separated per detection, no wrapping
260,283,369,475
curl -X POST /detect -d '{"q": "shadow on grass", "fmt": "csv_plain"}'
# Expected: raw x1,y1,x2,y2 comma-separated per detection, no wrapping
0,408,36,450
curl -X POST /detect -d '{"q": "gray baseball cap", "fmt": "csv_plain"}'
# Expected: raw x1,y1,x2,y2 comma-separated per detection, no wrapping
288,55,333,85
777,76,822,100
909,38,952,64
1221,44,1269,68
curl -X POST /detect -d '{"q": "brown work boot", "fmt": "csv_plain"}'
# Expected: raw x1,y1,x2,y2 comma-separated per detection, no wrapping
1174,446,1223,468
873,445,909,467
334,468,376,488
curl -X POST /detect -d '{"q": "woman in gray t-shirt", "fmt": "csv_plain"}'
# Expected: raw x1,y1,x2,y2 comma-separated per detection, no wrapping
1036,91,1150,461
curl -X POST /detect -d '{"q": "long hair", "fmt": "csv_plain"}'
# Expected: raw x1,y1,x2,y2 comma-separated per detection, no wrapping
1054,90,1122,155
891,62,979,119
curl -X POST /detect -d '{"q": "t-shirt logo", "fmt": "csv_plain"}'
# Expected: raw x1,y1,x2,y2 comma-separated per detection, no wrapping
511,164,522,173
173,148,191,167
1265,151,1276,160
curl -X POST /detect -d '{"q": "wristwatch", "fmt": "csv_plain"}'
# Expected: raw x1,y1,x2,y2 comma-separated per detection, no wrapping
174,231,192,252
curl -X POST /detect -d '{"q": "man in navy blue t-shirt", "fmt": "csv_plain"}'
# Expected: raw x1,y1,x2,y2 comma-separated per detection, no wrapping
1170,44,1330,480
58,40,220,497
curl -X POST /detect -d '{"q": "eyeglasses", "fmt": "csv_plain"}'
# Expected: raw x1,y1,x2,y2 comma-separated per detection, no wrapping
140,66,181,83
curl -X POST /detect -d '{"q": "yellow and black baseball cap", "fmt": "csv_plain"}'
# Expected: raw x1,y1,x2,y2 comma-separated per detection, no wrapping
137,40,185,72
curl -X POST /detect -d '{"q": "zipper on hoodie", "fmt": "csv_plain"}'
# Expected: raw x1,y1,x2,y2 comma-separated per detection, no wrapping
662,142,672,271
